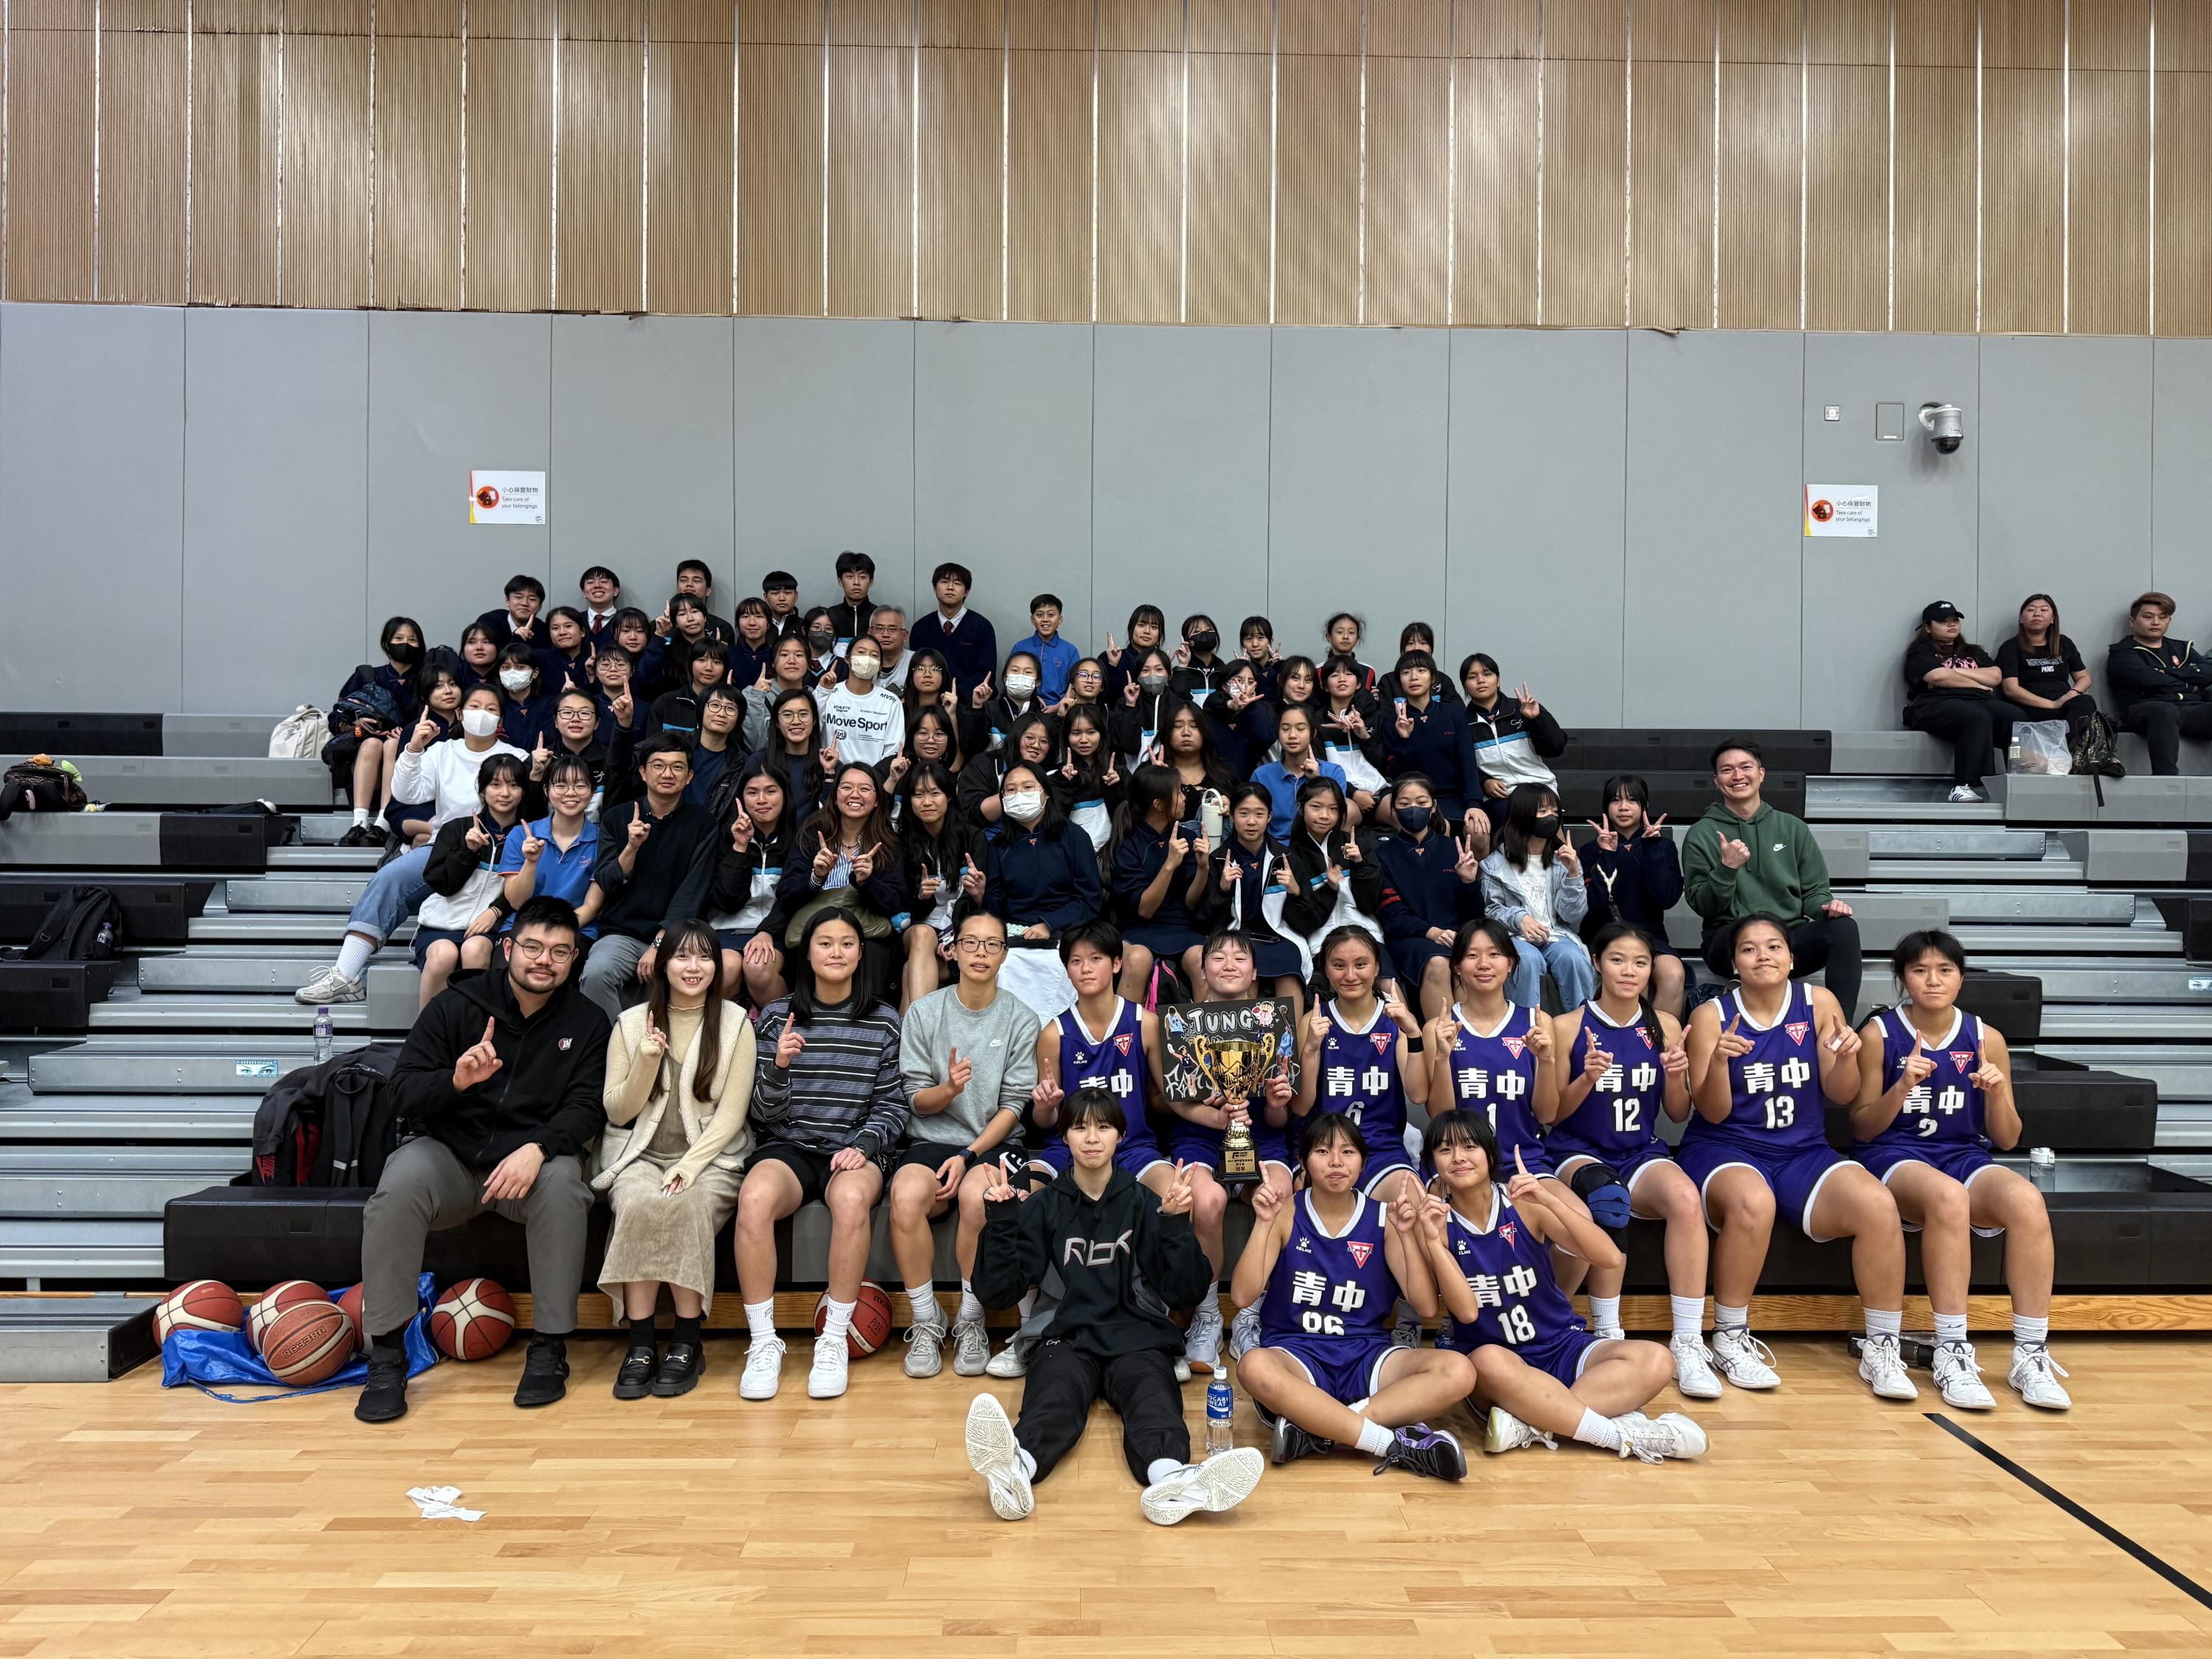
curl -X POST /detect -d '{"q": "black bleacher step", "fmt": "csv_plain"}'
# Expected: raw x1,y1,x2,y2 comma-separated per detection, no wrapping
1820,1064,2156,1155
1547,769,1805,821
0,961,123,1034
0,878,214,946
0,712,162,757
1958,969,2042,1045
159,812,285,873
1560,728,1832,775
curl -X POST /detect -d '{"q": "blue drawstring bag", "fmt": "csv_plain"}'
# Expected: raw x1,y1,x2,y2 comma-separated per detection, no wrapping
161,1274,439,1402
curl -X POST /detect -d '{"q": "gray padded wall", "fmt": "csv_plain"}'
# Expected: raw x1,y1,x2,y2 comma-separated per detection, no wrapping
2152,339,2212,606
1624,330,1806,724
0,304,185,710
1448,329,1628,726
183,308,369,712
734,319,916,617
367,312,553,654
551,316,736,611
1091,327,1272,660
1800,334,1981,732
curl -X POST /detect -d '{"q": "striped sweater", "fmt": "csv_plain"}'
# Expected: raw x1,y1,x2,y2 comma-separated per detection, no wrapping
748,995,911,1161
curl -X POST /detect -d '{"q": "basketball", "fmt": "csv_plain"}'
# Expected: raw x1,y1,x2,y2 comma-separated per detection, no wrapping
152,1279,245,1343
430,1278,517,1360
814,1282,894,1357
246,1280,327,1355
335,1284,369,1354
258,1299,355,1385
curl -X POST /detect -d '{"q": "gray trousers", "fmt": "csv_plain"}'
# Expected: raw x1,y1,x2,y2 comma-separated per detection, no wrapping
361,1135,592,1340
580,933,650,1025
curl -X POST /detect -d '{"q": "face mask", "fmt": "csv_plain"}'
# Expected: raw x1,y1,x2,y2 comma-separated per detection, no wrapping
1188,630,1219,655
1005,672,1038,700
847,653,880,681
498,669,533,694
808,630,836,654
1003,789,1045,824
461,708,501,739
1397,805,1432,835
386,641,422,668
1533,813,1561,838
1140,672,1170,695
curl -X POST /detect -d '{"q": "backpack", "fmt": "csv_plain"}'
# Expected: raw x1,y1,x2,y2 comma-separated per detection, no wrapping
0,755,88,820
1,884,122,961
2070,711,2126,781
248,1043,405,1188
268,705,331,759
328,673,404,738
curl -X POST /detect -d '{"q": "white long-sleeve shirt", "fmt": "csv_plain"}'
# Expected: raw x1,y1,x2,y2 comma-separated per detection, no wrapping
389,738,528,829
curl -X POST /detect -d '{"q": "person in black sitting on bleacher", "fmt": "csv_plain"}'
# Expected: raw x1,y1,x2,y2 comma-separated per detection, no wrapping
532,687,614,804
1374,622,1462,709
1170,613,1232,708
728,596,779,692
650,639,731,739
579,565,624,646
1902,600,2010,804
1206,660,1279,778
607,608,668,698
582,734,720,1022
1377,650,1482,835
2108,591,2212,777
1316,655,1386,823
1111,647,1184,770
1996,593,2100,745
457,622,501,696
592,645,638,734
686,684,745,810
474,573,547,650
761,568,804,642
494,641,557,754
825,549,878,651
1460,653,1568,833
331,615,427,847
535,606,596,694
801,608,849,689
1576,773,1686,1019
659,592,719,693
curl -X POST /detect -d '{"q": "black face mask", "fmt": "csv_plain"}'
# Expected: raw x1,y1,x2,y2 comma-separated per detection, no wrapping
386,641,423,668
808,630,836,654
1188,630,1219,656
1532,814,1561,839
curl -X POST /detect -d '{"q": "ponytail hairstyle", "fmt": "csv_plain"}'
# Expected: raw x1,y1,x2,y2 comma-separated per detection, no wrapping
1588,922,1666,1056
644,920,728,1105
1111,763,1185,859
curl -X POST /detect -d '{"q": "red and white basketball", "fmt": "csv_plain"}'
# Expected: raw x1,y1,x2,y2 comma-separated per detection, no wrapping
430,1278,516,1360
335,1284,370,1354
813,1281,894,1358
153,1279,246,1343
246,1280,327,1354
258,1299,355,1385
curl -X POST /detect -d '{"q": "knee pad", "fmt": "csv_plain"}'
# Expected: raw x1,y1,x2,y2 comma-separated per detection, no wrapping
1568,1161,1634,1233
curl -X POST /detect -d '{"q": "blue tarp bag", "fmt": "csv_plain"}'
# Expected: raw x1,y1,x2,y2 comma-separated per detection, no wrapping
161,1274,439,1402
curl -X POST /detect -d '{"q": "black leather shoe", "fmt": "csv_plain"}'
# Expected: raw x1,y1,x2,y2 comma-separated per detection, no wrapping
613,1343,657,1400
355,1351,409,1423
652,1342,704,1397
337,824,373,848
513,1335,569,1408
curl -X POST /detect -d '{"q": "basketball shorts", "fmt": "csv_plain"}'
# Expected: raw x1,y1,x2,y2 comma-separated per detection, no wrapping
1258,1332,1405,1405
1673,1138,1848,1242
1856,1141,2006,1236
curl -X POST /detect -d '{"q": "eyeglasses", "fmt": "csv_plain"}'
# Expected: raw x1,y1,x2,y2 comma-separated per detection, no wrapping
512,939,577,963
954,937,1006,956
644,760,689,777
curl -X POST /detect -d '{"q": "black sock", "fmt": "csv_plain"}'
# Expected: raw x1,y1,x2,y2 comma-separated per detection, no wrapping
671,1313,702,1349
367,1330,406,1362
627,1316,658,1353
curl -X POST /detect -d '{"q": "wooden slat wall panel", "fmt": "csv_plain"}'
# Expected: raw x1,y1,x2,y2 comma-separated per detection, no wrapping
189,29,279,304
2069,69,2149,334
1984,0,2064,68
557,36,646,313
1188,0,1272,54
917,44,1001,319
98,28,188,302
1364,52,1450,325
1545,0,1625,59
281,32,372,309
2161,0,2212,69
1980,69,2065,333
5,28,95,301
1628,58,1714,330
1186,49,1272,323
1540,56,1626,327
1636,0,1713,63
1368,0,1448,57
828,43,914,318
1718,0,1799,64
647,38,736,315
1804,64,1888,331
2155,73,2212,333
2073,0,2149,69
1717,60,1800,328
1893,66,1975,330
1455,0,1539,57
1895,0,1975,66
374,34,462,309
1009,0,1091,51
1274,52,1361,324
743,0,825,44
1453,54,1538,323
739,40,827,316
1007,48,1093,320
467,37,555,310
1096,47,1181,322
1279,0,1357,55
1807,0,1886,66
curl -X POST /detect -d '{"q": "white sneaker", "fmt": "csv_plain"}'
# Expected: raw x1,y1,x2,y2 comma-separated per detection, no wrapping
985,1333,1034,1379
807,1332,850,1399
1933,1339,1996,1409
1391,1309,1425,1349
1228,1304,1262,1362
1183,1305,1224,1374
1858,1332,1920,1402
964,1394,1034,1520
902,1317,946,1379
1482,1405,1557,1455
1613,1410,1709,1462
951,1318,992,1377
1669,1332,1725,1399
1138,1448,1265,1526
739,1334,785,1400
1173,1357,1192,1383
1709,1325,1781,1390
293,966,366,1005
1948,783,1985,804
1593,1325,1627,1345
2008,1343,2073,1410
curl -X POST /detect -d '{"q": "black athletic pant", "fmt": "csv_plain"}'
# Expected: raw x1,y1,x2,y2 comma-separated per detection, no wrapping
1702,911,1863,1022
1015,1340,1188,1484
2000,689,2101,738
1903,697,2014,788
2119,700,2212,776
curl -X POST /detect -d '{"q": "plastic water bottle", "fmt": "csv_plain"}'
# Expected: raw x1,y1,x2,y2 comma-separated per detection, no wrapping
2028,1146,2056,1190
314,1006,334,1065
1204,1367,1236,1456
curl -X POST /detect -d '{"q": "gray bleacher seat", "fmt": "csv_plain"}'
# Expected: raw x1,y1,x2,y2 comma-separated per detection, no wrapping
0,814,163,869
162,714,289,759
1832,727,2208,777
2,756,333,810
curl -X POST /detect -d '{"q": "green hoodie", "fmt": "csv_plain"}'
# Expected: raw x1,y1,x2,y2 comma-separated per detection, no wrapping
1681,796,1832,928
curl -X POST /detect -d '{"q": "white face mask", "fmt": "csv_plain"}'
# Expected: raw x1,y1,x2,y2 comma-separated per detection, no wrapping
1004,672,1038,700
1002,789,1045,824
498,669,533,694
847,653,880,681
460,708,501,739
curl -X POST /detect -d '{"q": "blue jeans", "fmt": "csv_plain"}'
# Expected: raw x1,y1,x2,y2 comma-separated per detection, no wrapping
1507,932,1594,1009
349,844,435,944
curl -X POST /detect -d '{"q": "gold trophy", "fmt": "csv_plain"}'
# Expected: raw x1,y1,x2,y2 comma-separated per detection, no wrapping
1206,1036,1270,1189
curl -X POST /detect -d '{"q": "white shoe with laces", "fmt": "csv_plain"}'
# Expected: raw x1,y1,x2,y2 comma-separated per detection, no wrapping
2008,1343,2073,1410
1709,1325,1781,1390
739,1334,785,1401
1669,1332,1725,1399
1613,1411,1710,1463
1948,783,1986,804
951,1318,992,1377
985,1333,1034,1379
964,1394,1034,1520
1858,1332,1920,1402
1183,1305,1224,1374
293,966,366,1005
807,1332,850,1399
1482,1406,1558,1455
902,1317,947,1379
1138,1449,1265,1526
1933,1339,1996,1409
1228,1304,1262,1363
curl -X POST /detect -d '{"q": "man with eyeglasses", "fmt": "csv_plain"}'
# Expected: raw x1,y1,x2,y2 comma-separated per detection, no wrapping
356,895,610,1424
581,732,720,1023
889,911,1042,1379
867,605,912,690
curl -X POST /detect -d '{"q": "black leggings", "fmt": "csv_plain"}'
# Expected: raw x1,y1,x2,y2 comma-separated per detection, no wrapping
2000,689,2100,737
1904,698,2014,787
1701,911,1863,1023
1015,1340,1188,1484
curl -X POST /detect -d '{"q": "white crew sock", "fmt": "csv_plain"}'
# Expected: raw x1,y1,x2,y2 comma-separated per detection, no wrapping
1145,1456,1181,1484
905,1285,936,1326
1016,1290,1037,1323
1713,1302,1749,1333
333,933,375,981
1587,1295,1621,1332
351,806,369,827
1670,1295,1705,1339
1865,1307,1903,1342
822,1298,855,1341
2014,1314,2049,1347
1354,1419,1394,1457
1573,1409,1624,1451
744,1300,776,1341
957,1279,985,1324
1933,1311,1969,1346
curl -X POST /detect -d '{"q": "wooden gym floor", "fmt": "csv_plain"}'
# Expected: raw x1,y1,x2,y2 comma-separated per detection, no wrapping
2,1336,2210,1658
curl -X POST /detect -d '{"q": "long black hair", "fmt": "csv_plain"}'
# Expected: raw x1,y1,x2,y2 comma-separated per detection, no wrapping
644,920,729,1105
1588,921,1667,1055
1000,760,1072,838
1110,762,1185,858
1499,781,1563,867
897,759,969,880
787,905,888,1023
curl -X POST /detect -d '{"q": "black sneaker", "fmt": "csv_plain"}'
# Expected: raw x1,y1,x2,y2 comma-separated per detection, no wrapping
652,1342,704,1397
337,824,373,848
355,1349,409,1423
1270,1414,1335,1466
613,1343,657,1400
513,1335,569,1408
1373,1423,1467,1482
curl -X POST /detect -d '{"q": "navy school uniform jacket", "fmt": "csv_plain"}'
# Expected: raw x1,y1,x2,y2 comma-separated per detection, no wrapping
1377,697,1482,817
1374,828,1485,941
533,644,597,696
1207,697,1279,778
498,691,557,754
1281,826,1385,939
1578,831,1685,945
1112,824,1205,936
473,608,546,653
985,822,1103,936
908,610,1000,699
726,638,777,695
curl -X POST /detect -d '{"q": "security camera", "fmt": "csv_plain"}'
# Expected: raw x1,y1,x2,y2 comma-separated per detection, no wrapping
1919,402,1964,453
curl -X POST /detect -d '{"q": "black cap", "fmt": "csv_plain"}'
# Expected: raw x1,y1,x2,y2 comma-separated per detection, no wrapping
1921,601,1964,624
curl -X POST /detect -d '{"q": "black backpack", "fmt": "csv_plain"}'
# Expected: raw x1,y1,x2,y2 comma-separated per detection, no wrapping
0,757,88,821
2070,711,2126,781
248,1043,405,1188
2,885,122,961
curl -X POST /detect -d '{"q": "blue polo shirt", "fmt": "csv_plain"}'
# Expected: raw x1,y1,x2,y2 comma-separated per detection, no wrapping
1014,632,1083,704
498,818,602,936
1251,759,1349,842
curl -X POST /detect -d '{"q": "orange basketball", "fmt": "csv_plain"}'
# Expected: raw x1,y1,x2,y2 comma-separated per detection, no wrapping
430,1278,517,1360
153,1279,245,1343
246,1280,327,1355
813,1281,894,1358
335,1285,370,1354
259,1299,355,1385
